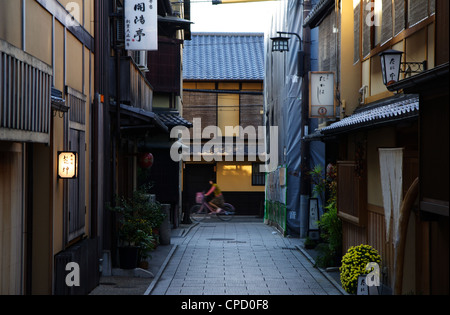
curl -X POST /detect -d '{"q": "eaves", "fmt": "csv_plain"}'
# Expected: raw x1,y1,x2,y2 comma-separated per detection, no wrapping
303,0,335,29
306,94,420,140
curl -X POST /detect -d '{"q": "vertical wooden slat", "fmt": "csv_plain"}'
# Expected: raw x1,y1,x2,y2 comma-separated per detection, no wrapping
0,52,3,126
30,67,35,132
18,61,22,130
38,70,43,133
12,57,16,128
2,54,5,127
25,64,29,131
7,55,12,127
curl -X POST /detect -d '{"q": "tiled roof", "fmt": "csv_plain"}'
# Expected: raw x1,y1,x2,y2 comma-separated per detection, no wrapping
303,0,334,28
157,112,193,128
183,32,265,81
321,94,419,134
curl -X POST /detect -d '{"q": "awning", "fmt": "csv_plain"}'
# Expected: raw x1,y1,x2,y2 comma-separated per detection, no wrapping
305,94,419,140
156,110,193,129
158,15,193,31
114,103,169,133
51,87,68,112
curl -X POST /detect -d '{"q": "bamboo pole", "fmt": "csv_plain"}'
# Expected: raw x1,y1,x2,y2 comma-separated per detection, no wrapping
394,177,419,295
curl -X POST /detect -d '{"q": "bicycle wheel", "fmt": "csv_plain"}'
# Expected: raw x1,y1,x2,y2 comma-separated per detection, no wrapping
217,203,235,221
190,204,207,222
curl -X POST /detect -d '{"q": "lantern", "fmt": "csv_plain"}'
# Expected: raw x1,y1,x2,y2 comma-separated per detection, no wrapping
271,34,290,52
58,151,78,179
138,153,154,169
379,49,403,86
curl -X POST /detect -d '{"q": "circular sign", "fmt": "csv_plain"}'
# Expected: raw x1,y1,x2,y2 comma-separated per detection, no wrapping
318,107,328,116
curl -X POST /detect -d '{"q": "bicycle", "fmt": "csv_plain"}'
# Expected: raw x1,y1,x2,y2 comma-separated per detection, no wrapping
190,193,236,222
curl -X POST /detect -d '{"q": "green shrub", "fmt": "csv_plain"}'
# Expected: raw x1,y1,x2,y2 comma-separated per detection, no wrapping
315,201,342,268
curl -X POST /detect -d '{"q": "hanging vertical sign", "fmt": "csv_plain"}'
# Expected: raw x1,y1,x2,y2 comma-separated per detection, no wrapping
309,72,336,118
125,0,158,51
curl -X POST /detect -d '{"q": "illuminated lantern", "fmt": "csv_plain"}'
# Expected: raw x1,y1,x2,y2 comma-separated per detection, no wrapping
139,153,154,169
58,151,78,179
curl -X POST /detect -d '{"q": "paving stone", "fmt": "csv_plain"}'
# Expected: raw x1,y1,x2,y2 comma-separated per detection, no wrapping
149,219,342,295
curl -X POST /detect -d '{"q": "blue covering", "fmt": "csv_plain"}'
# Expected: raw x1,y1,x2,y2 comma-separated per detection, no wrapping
265,0,324,237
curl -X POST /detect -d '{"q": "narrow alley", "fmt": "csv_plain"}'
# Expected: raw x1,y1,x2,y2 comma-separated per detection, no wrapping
148,217,343,295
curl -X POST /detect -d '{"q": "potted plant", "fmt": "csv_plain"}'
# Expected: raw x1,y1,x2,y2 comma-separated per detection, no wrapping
108,188,165,269
116,218,141,269
340,244,382,294
134,192,165,247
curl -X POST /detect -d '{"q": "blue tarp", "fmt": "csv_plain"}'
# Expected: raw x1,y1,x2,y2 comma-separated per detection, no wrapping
265,0,324,236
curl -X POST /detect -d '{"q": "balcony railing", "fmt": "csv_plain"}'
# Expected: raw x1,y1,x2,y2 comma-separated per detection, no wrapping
109,56,153,113
1,40,52,143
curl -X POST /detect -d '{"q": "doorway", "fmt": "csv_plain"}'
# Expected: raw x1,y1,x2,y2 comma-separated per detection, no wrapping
182,163,216,221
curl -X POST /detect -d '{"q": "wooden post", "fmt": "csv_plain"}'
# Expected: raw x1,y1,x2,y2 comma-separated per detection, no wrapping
394,177,419,295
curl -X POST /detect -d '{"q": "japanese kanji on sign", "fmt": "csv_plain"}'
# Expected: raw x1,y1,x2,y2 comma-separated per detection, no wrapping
124,0,158,51
309,71,336,119
58,151,78,179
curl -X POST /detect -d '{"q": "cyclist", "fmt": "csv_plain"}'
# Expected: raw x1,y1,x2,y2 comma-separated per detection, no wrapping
205,179,224,213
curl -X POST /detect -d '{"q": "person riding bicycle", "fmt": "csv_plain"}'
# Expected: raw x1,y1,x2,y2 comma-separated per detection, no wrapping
205,180,224,213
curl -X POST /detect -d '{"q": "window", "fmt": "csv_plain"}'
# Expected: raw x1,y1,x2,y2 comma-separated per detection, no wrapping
66,87,87,242
0,39,52,143
218,94,240,137
353,0,435,60
252,163,265,186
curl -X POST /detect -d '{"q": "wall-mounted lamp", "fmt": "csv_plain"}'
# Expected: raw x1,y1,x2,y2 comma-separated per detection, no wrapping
270,31,306,77
379,49,427,88
271,33,291,52
58,151,78,179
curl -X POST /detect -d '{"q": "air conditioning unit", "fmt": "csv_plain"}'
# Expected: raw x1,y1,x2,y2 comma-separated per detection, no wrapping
133,51,149,73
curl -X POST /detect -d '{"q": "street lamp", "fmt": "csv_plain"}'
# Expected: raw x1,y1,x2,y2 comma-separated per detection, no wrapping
271,33,291,52
271,32,306,77
379,49,427,88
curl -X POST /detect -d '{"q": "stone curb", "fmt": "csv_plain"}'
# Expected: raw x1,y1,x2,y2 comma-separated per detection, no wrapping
295,245,348,295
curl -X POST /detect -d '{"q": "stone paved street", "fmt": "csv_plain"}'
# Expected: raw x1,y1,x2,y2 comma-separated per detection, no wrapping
149,217,342,295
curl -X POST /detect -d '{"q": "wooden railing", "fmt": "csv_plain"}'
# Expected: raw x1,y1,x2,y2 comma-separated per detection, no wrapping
109,56,153,112
0,40,52,143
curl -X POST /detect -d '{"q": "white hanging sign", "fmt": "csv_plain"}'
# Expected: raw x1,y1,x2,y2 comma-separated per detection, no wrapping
125,0,158,51
309,72,336,118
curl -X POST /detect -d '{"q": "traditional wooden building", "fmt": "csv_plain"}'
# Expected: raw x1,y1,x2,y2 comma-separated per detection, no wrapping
95,0,192,275
1,0,192,295
304,0,448,294
182,32,266,217
1,0,97,294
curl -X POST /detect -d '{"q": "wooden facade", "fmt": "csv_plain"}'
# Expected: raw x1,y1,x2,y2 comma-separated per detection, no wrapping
305,0,448,294
0,0,96,294
182,81,265,216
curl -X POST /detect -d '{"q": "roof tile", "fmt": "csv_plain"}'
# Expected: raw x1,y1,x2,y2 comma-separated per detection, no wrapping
183,32,265,81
